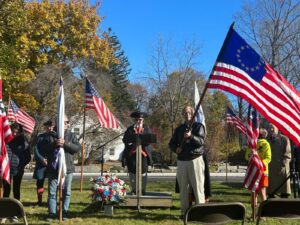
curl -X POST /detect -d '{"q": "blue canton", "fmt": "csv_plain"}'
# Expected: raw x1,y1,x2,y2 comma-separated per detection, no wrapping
86,79,100,98
10,99,19,113
218,29,266,82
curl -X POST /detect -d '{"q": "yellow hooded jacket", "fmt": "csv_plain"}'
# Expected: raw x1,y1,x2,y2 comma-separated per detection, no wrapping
245,138,271,175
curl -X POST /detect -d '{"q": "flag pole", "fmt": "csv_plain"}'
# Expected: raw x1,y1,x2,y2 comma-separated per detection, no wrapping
0,179,2,198
0,80,4,198
252,191,256,221
80,78,87,192
187,22,235,130
57,77,65,224
59,175,63,223
225,121,229,184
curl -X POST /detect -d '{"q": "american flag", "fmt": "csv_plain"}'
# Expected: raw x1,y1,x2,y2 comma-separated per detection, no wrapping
243,152,266,192
226,106,247,135
244,104,264,192
85,79,119,129
0,80,14,184
246,105,259,150
0,115,13,184
207,26,300,146
7,98,35,134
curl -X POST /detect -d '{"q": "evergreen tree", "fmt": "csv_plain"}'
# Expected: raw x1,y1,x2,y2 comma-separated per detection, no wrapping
107,28,135,120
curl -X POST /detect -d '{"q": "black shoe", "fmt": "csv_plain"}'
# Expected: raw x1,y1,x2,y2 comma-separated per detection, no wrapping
62,212,68,221
46,217,53,222
11,216,18,223
281,193,290,198
46,214,55,222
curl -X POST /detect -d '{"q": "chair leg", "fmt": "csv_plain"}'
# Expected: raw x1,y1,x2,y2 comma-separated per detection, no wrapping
256,216,260,225
23,216,28,225
251,192,257,221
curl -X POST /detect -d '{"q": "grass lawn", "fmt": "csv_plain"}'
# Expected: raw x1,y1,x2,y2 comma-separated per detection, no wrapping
8,177,300,224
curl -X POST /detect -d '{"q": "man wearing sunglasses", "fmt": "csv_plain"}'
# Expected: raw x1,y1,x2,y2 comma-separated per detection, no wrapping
45,115,81,222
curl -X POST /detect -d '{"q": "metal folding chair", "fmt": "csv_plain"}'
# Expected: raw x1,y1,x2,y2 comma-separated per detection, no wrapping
256,198,300,225
184,202,246,225
0,198,28,225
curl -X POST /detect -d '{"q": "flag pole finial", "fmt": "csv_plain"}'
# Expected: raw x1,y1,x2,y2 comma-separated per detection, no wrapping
230,22,235,29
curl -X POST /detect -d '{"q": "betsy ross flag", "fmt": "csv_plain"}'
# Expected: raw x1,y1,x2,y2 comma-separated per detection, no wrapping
7,98,35,134
226,106,247,135
85,78,119,129
207,25,300,146
0,80,14,184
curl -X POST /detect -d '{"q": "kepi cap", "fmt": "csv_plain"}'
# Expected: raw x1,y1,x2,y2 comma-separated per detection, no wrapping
130,111,147,118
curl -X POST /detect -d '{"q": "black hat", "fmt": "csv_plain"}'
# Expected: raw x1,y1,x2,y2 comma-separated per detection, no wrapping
43,120,53,126
130,111,147,118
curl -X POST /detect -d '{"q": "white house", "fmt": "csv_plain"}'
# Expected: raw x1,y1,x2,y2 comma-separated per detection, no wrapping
69,115,125,163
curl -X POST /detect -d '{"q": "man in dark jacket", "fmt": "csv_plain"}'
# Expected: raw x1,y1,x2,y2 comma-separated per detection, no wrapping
169,106,206,215
33,119,55,205
46,116,80,221
122,111,153,195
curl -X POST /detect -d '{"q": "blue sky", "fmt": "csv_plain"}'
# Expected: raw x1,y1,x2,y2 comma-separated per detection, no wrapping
97,0,244,81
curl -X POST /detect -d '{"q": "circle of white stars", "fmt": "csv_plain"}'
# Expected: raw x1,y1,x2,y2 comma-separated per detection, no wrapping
236,45,263,72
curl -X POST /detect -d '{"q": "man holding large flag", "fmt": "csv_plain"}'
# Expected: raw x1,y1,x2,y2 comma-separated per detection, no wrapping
46,78,80,222
169,105,206,215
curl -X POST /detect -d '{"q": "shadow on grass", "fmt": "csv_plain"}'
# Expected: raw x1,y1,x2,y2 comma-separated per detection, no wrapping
26,212,52,224
72,187,92,191
72,202,182,222
106,211,181,222
217,182,245,189
22,201,40,207
212,190,249,197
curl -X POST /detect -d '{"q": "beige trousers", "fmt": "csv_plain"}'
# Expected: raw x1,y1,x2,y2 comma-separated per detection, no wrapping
177,156,205,214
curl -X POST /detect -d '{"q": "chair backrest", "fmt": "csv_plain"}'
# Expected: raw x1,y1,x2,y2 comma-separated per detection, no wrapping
184,202,246,225
0,197,28,225
256,198,300,225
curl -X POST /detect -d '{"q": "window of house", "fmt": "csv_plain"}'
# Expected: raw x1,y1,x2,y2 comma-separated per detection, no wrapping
109,148,115,156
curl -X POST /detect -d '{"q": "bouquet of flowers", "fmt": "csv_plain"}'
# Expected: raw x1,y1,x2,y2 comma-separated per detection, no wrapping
91,174,128,205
